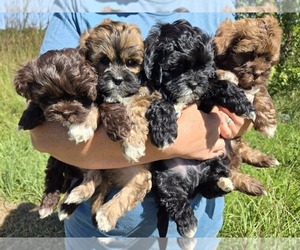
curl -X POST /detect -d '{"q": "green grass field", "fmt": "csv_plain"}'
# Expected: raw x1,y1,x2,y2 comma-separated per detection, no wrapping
0,29,299,237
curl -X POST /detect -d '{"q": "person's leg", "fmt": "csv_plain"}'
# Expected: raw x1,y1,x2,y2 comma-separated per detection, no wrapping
64,191,224,237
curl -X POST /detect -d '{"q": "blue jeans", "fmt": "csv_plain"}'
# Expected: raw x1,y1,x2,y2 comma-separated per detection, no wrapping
64,189,224,237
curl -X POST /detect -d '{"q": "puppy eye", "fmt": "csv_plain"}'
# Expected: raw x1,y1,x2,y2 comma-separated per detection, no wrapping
126,59,138,68
99,56,110,67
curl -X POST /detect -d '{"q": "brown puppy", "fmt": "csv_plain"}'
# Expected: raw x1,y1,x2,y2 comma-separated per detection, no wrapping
55,19,160,233
14,19,159,231
214,16,282,196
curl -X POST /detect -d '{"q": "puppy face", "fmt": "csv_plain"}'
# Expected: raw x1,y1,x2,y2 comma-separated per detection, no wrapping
80,19,144,103
14,48,98,125
213,16,282,89
144,19,215,104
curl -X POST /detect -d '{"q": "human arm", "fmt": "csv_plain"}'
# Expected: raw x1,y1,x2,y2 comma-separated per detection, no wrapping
30,104,226,169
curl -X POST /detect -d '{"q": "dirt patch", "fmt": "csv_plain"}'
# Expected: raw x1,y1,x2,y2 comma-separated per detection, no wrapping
0,198,64,237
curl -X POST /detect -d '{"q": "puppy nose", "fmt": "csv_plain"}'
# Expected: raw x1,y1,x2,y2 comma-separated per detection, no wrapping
113,76,123,85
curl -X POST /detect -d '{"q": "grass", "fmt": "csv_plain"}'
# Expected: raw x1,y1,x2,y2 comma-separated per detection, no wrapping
220,122,300,237
0,28,48,204
0,28,299,237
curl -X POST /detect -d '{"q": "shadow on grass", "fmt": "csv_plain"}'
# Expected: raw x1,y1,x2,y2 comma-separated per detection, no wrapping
0,202,64,237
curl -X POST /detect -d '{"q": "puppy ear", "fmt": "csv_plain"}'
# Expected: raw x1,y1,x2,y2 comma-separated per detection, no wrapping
79,29,91,47
259,15,283,63
13,60,37,100
144,28,163,86
213,19,236,56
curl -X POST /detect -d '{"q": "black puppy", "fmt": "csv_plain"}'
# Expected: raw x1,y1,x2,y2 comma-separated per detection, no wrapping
144,20,256,237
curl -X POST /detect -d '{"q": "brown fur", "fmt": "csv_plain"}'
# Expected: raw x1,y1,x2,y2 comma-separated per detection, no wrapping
14,48,98,127
214,16,282,196
54,19,162,232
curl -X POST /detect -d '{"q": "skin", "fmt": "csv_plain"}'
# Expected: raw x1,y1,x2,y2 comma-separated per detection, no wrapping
30,104,252,170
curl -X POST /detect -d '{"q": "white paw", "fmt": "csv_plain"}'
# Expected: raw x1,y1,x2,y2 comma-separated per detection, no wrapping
58,210,70,221
184,227,197,238
38,207,53,219
123,144,145,162
68,124,95,143
97,238,114,245
260,125,277,138
95,209,114,232
217,177,234,192
177,238,197,250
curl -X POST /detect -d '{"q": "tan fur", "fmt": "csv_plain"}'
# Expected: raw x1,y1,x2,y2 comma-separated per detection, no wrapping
214,16,283,196
81,18,144,75
93,165,152,232
58,20,161,231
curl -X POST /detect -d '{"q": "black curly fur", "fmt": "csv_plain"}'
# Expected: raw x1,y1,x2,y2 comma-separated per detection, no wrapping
146,99,178,148
144,19,255,149
144,19,255,237
151,157,230,237
39,157,83,217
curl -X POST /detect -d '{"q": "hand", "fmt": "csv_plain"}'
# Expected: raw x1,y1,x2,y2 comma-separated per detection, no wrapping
162,104,225,160
217,106,253,139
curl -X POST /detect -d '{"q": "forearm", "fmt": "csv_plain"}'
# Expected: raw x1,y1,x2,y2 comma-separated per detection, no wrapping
30,105,225,170
30,122,167,169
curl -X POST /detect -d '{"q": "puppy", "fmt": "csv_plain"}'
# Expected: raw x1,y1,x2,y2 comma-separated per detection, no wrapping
43,19,160,233
15,19,158,232
13,46,101,218
213,15,282,195
143,19,256,238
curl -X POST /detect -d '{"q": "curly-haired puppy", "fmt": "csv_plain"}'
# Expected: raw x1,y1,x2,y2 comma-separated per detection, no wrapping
13,46,101,218
45,20,160,233
14,47,99,137
143,19,256,238
213,15,282,196
14,19,157,231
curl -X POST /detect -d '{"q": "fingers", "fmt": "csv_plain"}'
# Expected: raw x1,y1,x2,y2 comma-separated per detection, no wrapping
218,107,253,139
219,111,239,139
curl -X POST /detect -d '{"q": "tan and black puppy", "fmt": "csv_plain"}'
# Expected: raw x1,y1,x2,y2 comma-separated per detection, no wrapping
45,19,159,233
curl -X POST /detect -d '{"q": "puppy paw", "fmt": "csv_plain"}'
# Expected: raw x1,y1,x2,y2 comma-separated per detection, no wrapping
257,124,277,138
58,211,70,221
234,177,268,196
177,238,197,250
217,177,234,192
250,156,280,168
146,99,178,149
64,188,92,205
123,144,145,162
57,203,78,221
243,110,256,122
38,207,54,219
68,124,95,143
177,217,198,238
95,209,115,232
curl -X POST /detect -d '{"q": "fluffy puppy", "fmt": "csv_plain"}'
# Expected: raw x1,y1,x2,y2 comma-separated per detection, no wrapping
144,19,256,238
213,16,282,196
14,19,156,232
14,47,99,137
46,19,159,233
14,46,100,218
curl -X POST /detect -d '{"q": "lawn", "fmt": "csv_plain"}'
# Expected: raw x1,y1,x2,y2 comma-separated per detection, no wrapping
0,28,299,237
